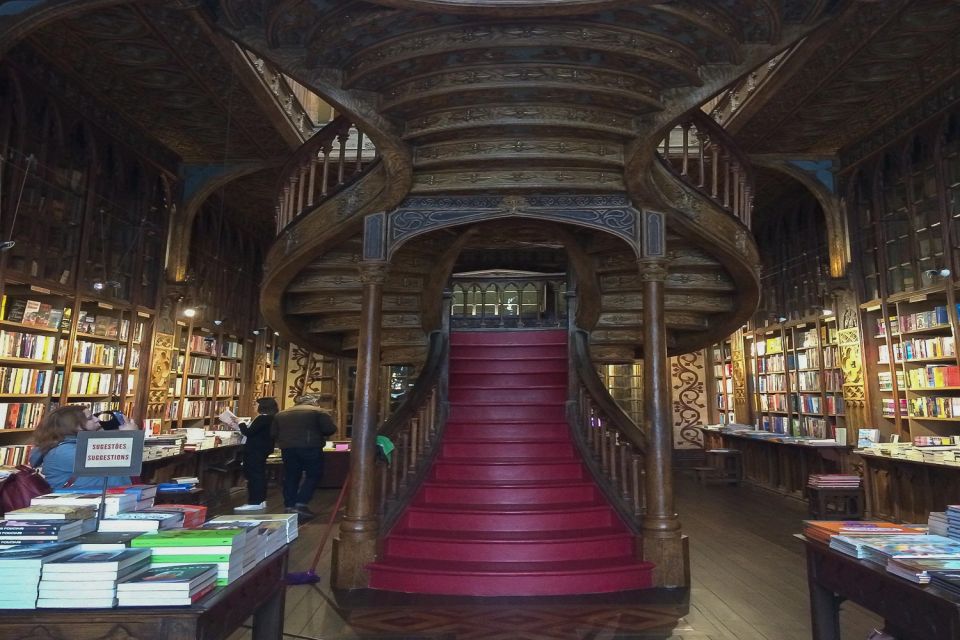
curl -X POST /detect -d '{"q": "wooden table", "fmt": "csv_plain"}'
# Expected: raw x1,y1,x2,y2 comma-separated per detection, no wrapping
802,536,960,640
0,547,289,640
698,430,854,499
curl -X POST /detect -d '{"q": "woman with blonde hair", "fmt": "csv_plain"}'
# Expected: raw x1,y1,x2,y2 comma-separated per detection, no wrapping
29,405,132,490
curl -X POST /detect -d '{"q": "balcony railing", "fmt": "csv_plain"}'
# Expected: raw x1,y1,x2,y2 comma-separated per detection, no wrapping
274,115,379,234
656,110,754,229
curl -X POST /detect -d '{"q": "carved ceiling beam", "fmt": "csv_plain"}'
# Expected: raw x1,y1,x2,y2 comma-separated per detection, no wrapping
413,137,624,170
285,292,421,315
411,168,624,194
380,64,663,116
404,104,637,141
342,23,703,90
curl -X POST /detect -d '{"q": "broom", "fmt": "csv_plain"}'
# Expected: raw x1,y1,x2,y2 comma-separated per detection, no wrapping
286,473,350,585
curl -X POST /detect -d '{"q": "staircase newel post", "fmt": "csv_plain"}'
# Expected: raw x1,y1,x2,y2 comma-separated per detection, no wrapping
638,210,687,588
439,289,452,423
565,280,578,426
332,254,387,589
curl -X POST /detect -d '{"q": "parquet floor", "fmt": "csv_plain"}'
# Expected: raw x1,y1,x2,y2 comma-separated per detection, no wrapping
226,472,884,640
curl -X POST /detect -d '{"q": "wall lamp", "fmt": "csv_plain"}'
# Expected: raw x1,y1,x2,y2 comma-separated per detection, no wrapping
925,268,952,278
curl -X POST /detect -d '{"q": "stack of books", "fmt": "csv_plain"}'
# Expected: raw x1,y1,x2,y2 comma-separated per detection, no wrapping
807,474,861,489
210,513,299,544
887,557,960,583
946,505,960,539
105,484,158,511
0,542,77,609
37,548,151,608
117,564,218,607
830,534,935,559
98,508,187,533
803,520,926,544
5,504,96,522
930,570,960,596
31,492,136,517
199,521,265,573
0,518,94,544
132,529,246,585
154,504,207,528
930,512,949,537
862,535,960,566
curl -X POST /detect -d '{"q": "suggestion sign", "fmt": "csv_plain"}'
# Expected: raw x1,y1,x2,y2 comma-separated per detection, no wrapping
73,430,145,476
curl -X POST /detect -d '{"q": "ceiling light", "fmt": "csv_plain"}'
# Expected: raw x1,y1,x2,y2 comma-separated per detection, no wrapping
183,307,197,318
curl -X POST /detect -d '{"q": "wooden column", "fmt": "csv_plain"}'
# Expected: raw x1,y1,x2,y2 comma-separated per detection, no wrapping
332,261,386,589
637,209,686,587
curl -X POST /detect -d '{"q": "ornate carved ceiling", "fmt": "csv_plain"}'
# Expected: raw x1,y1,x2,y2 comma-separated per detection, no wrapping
727,0,960,157
25,3,294,164
220,0,842,196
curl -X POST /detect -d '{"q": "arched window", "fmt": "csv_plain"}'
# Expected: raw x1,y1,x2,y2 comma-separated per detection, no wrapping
502,284,519,316
451,284,466,316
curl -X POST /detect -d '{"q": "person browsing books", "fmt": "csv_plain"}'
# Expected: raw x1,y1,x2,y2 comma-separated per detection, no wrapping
270,394,337,518
29,405,132,490
235,397,279,512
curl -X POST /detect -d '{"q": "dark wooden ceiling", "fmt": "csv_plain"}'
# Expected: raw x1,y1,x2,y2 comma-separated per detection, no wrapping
727,0,960,157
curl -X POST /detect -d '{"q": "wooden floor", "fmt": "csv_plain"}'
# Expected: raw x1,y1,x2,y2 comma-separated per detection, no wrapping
225,473,883,640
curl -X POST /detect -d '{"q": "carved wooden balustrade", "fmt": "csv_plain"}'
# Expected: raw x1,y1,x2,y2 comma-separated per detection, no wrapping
569,328,646,530
240,47,316,140
656,111,754,230
706,45,795,126
376,329,449,531
274,115,379,233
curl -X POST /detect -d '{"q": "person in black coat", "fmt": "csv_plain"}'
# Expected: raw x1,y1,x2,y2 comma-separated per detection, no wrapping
235,397,279,511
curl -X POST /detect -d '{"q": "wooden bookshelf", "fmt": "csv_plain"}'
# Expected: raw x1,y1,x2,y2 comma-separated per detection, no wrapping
709,339,734,425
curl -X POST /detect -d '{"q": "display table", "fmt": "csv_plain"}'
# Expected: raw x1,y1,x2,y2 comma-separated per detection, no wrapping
801,535,960,640
697,429,854,499
0,547,288,640
857,452,960,523
141,444,244,511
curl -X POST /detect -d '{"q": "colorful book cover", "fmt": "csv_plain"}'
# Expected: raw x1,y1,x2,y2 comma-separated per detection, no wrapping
131,529,242,547
4,299,25,323
118,564,216,587
21,300,41,326
46,548,150,571
93,315,110,337
47,307,63,331
0,542,77,564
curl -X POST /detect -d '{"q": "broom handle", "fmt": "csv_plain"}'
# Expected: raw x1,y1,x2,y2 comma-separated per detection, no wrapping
309,472,350,573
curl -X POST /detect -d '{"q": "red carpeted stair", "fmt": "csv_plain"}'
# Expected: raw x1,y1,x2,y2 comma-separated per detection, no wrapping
367,329,654,596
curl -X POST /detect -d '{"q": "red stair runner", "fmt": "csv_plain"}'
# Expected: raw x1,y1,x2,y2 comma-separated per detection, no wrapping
367,329,654,596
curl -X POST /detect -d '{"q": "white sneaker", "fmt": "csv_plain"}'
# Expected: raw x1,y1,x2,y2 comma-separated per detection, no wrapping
235,502,266,512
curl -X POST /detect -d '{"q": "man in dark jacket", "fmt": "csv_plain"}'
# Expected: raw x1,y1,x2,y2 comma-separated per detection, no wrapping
270,393,337,517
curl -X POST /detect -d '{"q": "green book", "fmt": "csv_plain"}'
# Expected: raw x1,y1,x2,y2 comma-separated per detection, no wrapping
148,553,234,563
131,529,244,547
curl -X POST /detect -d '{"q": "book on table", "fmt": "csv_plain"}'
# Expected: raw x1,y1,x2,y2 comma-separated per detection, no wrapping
887,557,960,583
803,520,927,544
43,548,151,573
4,504,97,520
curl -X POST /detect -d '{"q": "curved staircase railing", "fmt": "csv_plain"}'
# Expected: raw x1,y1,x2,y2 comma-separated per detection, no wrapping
569,327,647,531
275,115,379,234
376,328,449,532
656,110,754,230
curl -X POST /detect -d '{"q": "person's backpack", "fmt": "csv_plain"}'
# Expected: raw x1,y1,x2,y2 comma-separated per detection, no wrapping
0,465,52,513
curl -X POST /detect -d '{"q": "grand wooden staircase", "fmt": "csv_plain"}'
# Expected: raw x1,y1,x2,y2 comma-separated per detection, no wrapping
368,329,653,595
210,0,849,593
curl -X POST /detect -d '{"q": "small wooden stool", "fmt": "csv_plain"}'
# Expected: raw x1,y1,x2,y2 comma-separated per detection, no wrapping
694,449,742,485
808,486,863,520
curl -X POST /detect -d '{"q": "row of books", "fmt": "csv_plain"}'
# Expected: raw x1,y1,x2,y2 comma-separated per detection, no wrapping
879,336,956,363
907,396,960,419
907,364,960,389
176,355,215,376
757,354,786,373
169,398,215,420
757,373,787,392
1,297,67,330
791,370,821,392
0,402,45,430
218,360,242,378
0,444,33,466
758,393,789,412
878,370,906,391
897,305,953,333
52,370,126,397
186,335,244,360
0,366,51,395
0,331,56,361
881,397,908,417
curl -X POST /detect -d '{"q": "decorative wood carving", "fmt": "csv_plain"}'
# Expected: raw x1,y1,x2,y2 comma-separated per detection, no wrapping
671,351,707,449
